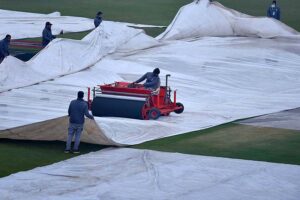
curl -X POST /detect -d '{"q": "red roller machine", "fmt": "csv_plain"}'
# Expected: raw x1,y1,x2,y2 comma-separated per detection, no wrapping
88,74,184,120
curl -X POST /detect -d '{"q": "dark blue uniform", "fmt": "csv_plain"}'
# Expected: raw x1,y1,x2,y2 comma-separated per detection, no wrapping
135,72,161,90
66,97,94,152
94,16,102,28
0,37,10,63
68,98,94,124
42,27,56,47
267,5,280,20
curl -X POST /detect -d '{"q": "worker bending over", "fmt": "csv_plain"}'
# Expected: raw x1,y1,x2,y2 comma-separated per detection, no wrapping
0,34,11,64
133,68,161,90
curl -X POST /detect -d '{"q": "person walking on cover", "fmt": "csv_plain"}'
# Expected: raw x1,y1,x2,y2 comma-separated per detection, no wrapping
42,22,56,47
65,91,94,153
267,0,280,20
133,68,161,91
94,11,103,28
0,34,11,64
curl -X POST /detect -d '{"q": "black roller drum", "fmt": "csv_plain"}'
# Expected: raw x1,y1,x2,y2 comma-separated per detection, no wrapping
91,94,147,120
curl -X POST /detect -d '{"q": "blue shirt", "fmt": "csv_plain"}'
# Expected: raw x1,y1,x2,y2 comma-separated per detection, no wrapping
0,38,10,58
267,5,280,20
42,27,56,46
94,16,102,27
68,98,94,124
135,72,160,90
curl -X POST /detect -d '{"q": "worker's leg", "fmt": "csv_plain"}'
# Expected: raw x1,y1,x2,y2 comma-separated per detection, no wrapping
65,123,76,151
73,124,83,151
0,56,4,64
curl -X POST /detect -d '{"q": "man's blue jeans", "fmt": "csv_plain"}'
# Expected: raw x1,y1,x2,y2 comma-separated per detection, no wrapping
66,123,83,151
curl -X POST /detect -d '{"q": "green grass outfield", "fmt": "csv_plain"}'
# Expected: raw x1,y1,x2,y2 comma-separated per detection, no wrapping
0,0,189,27
1,0,300,177
0,0,299,32
1,123,299,177
6,0,300,55
0,139,105,177
7,0,300,59
135,123,300,165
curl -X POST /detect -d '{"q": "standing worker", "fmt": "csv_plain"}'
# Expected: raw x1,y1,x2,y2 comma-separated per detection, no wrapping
0,34,11,64
267,0,280,20
42,22,56,47
65,91,94,154
94,11,103,28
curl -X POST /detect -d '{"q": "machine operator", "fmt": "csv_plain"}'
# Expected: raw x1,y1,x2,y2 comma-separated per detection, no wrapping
133,68,161,91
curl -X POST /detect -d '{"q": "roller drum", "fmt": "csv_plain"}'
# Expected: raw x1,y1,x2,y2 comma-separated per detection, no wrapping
91,94,147,120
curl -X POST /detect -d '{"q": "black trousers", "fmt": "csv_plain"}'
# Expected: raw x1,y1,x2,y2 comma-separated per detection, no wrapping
0,55,4,64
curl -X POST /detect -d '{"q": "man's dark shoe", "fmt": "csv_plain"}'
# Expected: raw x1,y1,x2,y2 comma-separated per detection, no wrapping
73,150,80,154
64,150,70,153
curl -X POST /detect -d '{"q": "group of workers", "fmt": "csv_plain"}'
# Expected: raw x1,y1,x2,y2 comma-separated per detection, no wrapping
65,68,161,153
0,11,103,64
0,1,282,65
65,1,282,154
1,1,283,153
0,1,282,64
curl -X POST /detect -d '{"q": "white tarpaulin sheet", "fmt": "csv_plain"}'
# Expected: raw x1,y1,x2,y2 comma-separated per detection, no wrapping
0,21,154,92
0,9,94,39
0,148,299,200
157,0,300,40
1,2,300,199
238,108,300,131
1,36,300,145
0,9,165,40
1,0,300,146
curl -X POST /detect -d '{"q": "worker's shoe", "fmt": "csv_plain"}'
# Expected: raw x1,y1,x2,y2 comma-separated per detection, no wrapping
73,150,80,154
64,150,70,153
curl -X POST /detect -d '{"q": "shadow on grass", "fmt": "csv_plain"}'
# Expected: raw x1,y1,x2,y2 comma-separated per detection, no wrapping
0,139,106,178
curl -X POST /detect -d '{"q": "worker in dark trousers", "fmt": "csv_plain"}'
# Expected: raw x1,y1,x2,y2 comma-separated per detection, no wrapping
0,34,11,64
133,68,161,91
267,0,280,20
94,11,103,28
42,22,56,47
65,91,94,154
